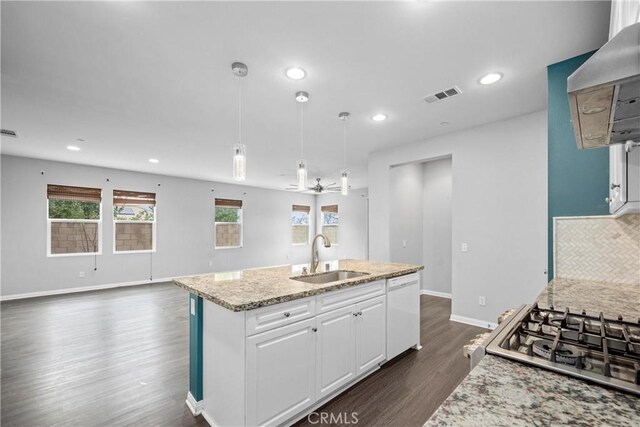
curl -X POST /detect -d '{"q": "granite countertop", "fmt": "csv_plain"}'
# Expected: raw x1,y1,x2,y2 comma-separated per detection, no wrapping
538,277,640,320
425,355,640,427
173,259,423,311
427,277,640,426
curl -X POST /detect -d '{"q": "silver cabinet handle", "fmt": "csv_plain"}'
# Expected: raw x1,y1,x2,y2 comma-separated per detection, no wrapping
312,327,317,332
353,312,358,317
283,312,290,318
611,183,620,190
358,311,363,316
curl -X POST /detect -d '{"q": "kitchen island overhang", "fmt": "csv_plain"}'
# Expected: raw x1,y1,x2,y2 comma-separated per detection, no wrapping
174,259,424,427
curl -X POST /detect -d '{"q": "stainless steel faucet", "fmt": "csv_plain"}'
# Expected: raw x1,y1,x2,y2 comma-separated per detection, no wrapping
310,233,331,273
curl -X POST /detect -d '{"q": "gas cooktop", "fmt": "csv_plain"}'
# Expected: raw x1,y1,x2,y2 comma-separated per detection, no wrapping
485,303,640,395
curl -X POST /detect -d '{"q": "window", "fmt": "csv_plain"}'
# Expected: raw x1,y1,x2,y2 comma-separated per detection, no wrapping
215,198,243,248
321,205,339,245
292,205,310,245
113,190,156,253
47,184,102,256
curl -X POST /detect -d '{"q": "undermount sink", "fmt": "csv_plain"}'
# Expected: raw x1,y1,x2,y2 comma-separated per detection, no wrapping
291,270,369,284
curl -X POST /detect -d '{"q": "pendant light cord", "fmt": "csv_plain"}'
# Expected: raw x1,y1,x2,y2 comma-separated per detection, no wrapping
300,103,304,158
237,76,242,143
343,120,347,169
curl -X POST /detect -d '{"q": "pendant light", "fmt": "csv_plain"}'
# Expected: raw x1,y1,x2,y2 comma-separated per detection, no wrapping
339,112,350,195
232,62,248,181
296,91,309,190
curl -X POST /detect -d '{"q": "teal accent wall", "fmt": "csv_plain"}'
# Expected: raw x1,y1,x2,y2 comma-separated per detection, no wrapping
547,51,609,280
189,293,203,401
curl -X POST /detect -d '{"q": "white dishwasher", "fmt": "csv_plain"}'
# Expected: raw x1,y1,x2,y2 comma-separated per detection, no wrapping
386,272,421,360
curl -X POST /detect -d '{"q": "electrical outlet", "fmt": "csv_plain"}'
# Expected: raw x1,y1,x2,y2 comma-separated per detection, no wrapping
461,243,468,252
208,261,213,267
479,296,486,306
402,239,407,248
79,271,85,278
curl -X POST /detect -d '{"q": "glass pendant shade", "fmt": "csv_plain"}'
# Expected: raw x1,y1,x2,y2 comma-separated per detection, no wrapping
341,170,349,196
233,143,246,181
297,159,307,190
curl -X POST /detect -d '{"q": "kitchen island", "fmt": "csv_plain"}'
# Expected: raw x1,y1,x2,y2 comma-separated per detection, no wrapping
174,259,423,427
425,278,640,426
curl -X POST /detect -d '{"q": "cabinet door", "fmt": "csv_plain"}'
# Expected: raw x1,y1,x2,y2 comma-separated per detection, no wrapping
355,295,387,375
316,305,356,399
609,145,626,213
246,318,316,427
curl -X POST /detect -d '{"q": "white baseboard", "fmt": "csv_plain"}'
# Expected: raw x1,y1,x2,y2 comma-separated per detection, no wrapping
185,391,203,416
420,289,452,299
450,314,497,330
0,276,177,301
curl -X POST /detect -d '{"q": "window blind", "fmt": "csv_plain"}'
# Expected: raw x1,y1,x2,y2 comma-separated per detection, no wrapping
215,198,243,208
113,190,157,206
321,204,338,213
47,184,102,203
292,204,311,213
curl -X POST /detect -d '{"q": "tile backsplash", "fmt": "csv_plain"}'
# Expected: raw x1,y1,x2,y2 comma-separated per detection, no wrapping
554,214,640,285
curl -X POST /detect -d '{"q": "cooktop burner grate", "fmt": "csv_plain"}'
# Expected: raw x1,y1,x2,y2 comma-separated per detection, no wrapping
485,304,640,395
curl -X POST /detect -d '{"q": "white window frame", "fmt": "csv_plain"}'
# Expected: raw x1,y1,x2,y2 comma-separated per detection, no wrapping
113,207,157,255
46,199,103,257
215,206,243,249
291,209,310,246
321,210,339,246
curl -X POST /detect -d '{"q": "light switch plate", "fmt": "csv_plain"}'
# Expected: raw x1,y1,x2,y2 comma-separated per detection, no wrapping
190,298,196,316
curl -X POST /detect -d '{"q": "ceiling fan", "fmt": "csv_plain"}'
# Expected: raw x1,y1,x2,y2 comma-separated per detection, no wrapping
287,178,341,194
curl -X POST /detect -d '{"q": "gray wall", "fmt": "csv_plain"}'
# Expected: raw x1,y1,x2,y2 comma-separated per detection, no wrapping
369,111,548,326
1,155,321,297
422,157,452,296
389,163,423,265
315,189,368,261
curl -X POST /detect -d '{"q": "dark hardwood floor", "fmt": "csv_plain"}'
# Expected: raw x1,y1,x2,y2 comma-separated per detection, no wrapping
1,284,486,427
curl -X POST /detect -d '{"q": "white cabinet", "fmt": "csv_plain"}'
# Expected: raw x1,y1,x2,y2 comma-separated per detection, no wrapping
315,305,356,399
355,295,387,375
315,295,387,400
246,318,316,427
609,144,640,216
202,274,417,427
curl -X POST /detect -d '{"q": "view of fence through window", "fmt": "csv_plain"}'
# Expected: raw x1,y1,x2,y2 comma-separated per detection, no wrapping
215,198,243,248
113,190,156,252
292,205,310,244
47,185,102,255
321,204,339,245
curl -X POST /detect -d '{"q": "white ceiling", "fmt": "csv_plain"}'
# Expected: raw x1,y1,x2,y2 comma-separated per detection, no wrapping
1,1,610,191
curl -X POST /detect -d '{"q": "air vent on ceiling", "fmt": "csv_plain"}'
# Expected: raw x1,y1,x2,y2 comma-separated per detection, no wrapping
424,86,462,104
0,129,18,138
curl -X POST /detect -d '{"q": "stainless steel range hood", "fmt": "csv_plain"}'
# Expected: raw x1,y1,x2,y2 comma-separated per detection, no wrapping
568,21,640,149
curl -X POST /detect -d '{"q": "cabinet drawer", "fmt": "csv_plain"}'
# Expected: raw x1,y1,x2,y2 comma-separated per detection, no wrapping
246,296,316,336
316,280,385,314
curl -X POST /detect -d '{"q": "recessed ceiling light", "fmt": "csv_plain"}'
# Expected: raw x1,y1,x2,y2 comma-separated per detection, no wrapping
148,158,159,164
66,145,80,151
285,67,306,80
371,114,387,122
479,73,503,85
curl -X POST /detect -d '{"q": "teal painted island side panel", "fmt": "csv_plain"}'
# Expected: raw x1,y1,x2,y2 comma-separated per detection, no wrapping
189,293,203,401
547,51,609,280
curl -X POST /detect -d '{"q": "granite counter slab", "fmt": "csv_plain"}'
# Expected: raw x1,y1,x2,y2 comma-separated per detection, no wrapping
424,355,640,427
537,278,640,320
173,259,423,311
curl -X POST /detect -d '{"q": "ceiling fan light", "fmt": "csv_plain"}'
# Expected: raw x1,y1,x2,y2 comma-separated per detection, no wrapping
341,170,349,196
297,159,307,190
233,143,246,181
